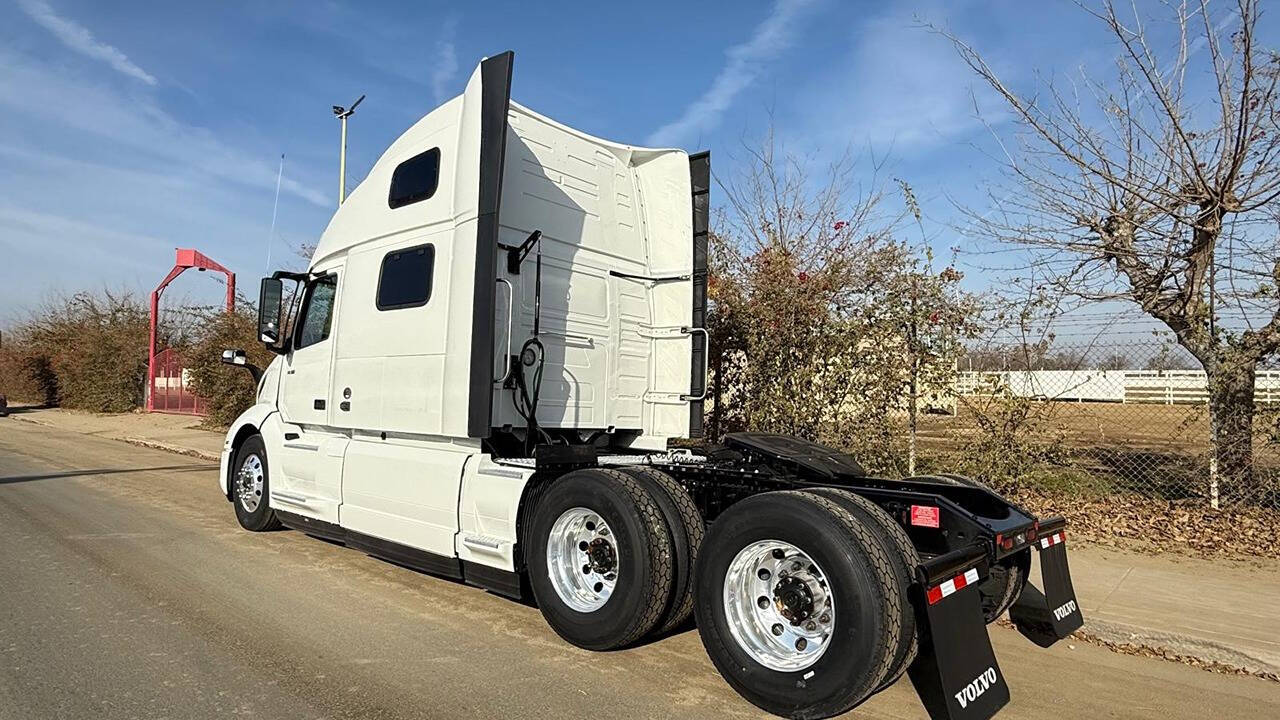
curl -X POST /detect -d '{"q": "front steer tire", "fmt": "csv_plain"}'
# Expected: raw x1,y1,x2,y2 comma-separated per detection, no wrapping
694,491,902,720
528,468,674,651
231,434,282,532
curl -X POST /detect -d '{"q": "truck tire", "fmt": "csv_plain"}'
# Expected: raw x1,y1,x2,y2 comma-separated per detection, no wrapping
527,468,674,651
231,434,282,532
983,551,1030,622
915,473,1030,622
619,465,705,637
804,487,918,692
921,472,994,492
694,491,901,719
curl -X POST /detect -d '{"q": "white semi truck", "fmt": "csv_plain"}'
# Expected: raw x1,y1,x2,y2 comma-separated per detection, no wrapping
219,52,1082,720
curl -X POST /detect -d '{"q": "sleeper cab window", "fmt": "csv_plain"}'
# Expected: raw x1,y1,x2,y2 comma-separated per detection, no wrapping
377,244,434,310
388,148,441,209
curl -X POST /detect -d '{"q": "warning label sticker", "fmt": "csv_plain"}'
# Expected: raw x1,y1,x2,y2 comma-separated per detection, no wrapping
910,505,941,528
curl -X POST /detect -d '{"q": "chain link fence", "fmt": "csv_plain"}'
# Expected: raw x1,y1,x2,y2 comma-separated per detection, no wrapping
910,340,1280,510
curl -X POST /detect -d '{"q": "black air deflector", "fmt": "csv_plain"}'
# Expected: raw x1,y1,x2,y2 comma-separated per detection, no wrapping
466,51,514,439
688,151,710,438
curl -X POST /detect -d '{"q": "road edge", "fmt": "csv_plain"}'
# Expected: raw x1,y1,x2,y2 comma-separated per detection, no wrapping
11,414,221,463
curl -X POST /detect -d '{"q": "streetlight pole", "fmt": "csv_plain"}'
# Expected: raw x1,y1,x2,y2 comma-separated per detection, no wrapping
332,94,365,206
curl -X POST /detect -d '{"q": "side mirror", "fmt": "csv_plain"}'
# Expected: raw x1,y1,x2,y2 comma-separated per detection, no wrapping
221,347,263,385
258,277,284,349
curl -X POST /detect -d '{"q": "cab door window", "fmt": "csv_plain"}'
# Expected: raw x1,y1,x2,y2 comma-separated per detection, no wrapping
295,275,337,349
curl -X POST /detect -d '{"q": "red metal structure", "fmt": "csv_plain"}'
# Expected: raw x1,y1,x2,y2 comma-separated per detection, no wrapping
150,347,208,414
147,248,236,413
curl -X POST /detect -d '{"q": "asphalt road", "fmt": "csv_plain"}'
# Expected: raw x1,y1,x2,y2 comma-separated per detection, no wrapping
2,419,1277,720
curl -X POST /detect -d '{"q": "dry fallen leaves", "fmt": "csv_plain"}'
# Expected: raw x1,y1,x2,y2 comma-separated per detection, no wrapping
1010,489,1280,560
994,619,1280,683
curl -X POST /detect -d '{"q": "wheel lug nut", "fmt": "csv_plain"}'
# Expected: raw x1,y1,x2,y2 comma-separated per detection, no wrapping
795,638,807,651
805,621,817,631
819,613,830,624
757,568,771,581
771,623,784,636
791,562,801,572
757,596,770,609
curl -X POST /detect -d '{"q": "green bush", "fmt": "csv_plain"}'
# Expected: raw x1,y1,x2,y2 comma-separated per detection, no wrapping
0,345,52,404
183,300,274,427
7,291,150,412
1,289,269,424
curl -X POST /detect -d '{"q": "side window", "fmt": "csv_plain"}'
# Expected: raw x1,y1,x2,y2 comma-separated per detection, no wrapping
295,275,337,349
388,148,441,209
377,244,434,310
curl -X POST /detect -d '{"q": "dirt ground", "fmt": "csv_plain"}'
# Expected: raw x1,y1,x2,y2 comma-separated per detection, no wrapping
916,400,1278,460
4,419,1279,719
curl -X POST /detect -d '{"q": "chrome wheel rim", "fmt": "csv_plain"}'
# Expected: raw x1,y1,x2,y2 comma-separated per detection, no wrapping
723,540,835,672
546,507,618,612
236,454,264,513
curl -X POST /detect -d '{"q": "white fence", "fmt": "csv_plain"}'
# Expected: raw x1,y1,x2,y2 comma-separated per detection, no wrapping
955,369,1280,405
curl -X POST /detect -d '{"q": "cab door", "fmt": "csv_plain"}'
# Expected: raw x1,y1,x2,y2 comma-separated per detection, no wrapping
280,272,339,426
274,269,346,523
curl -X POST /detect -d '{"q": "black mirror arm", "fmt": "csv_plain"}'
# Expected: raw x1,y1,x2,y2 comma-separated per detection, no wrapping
225,361,265,383
271,269,312,282
263,337,290,356
501,230,542,274
221,350,265,384
244,363,263,385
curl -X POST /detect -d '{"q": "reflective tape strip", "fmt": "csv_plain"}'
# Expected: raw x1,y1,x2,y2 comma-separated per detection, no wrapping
1039,531,1066,549
926,567,981,605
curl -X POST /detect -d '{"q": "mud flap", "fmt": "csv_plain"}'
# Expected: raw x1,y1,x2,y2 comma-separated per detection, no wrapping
1008,518,1083,648
909,548,1009,720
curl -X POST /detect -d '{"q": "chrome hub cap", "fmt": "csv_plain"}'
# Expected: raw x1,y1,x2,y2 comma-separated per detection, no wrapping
547,507,618,612
236,454,264,513
723,540,835,671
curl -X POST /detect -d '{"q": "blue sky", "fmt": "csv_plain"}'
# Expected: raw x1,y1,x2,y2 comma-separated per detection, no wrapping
0,0,1261,339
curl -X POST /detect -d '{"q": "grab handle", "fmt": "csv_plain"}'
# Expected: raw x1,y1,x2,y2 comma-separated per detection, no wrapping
495,278,514,383
680,326,709,402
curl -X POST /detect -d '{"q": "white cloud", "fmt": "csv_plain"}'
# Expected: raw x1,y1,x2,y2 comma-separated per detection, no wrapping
646,0,818,147
786,10,1005,156
17,0,158,85
0,205,168,269
0,45,331,311
430,17,460,104
0,48,328,207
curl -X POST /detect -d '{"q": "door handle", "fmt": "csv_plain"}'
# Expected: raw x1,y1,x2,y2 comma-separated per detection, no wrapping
284,432,300,441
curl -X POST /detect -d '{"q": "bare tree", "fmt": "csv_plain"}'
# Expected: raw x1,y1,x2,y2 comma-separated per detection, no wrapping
708,131,979,475
946,0,1280,491
708,128,898,444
